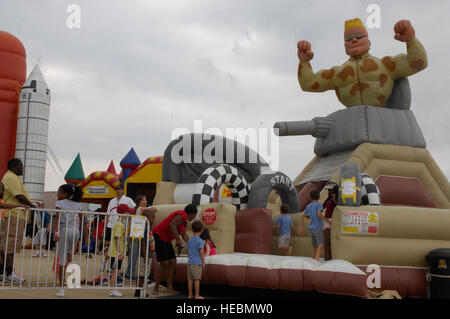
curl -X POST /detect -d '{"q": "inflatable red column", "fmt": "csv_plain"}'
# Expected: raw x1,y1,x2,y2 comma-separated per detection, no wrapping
0,31,26,177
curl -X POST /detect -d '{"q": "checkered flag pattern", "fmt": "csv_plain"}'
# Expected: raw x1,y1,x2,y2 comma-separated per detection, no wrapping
360,173,381,205
192,164,251,210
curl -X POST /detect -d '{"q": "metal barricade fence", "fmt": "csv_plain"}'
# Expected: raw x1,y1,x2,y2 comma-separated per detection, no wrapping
0,207,152,298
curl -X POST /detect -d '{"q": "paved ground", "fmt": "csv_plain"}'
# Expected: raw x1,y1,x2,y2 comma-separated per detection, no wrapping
0,248,178,299
0,285,181,299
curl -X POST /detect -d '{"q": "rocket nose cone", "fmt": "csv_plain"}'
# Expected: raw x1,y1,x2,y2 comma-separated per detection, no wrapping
27,65,48,87
21,64,51,97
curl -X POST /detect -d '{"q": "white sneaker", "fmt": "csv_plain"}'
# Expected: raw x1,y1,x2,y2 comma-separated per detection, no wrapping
56,288,65,297
148,282,156,289
32,252,40,257
42,251,47,257
5,273,25,283
109,289,124,297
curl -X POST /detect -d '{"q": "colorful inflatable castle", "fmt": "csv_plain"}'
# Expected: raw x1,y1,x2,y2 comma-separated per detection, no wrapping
67,148,165,211
66,153,121,211
124,156,163,205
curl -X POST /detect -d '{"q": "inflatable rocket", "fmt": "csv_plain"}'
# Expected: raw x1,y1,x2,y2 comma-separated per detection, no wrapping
0,31,26,178
14,65,51,202
0,30,51,202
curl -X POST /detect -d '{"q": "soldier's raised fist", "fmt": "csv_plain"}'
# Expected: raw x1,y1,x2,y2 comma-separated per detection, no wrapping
297,40,314,62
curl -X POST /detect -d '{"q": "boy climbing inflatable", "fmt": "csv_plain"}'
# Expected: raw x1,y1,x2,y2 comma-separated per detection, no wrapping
297,18,427,107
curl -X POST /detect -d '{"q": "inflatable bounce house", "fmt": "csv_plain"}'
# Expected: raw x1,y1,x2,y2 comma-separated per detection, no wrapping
64,153,85,186
124,156,163,205
65,153,120,211
0,31,26,178
148,18,450,299
67,148,165,210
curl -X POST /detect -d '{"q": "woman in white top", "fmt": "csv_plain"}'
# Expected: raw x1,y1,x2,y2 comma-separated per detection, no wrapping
54,184,83,297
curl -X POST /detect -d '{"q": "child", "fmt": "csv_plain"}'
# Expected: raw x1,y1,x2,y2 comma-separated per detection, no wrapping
134,204,157,298
199,228,216,256
108,203,132,297
274,204,293,256
32,203,50,257
297,190,330,261
94,211,105,254
187,220,205,299
54,184,84,297
126,195,153,282
322,182,338,261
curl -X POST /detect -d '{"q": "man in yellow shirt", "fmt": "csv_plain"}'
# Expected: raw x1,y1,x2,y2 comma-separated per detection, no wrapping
297,18,427,107
0,158,35,283
0,182,29,220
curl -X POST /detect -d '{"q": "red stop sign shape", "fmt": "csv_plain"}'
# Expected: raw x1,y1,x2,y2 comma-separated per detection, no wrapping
202,208,217,225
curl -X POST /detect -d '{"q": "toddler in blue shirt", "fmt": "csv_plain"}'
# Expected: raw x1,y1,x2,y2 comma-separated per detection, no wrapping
187,220,206,299
274,204,293,256
298,190,330,261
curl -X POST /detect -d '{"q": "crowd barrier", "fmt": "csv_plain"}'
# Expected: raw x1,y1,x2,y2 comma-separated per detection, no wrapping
0,207,151,298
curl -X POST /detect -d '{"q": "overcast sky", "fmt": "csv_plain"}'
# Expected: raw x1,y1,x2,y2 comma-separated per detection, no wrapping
1,0,449,191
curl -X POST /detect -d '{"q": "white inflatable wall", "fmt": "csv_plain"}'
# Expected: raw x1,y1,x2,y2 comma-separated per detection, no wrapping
173,183,233,204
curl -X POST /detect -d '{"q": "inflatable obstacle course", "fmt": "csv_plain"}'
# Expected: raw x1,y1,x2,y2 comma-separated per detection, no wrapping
148,18,450,298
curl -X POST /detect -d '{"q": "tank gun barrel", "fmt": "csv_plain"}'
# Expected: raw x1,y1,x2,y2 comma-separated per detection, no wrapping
273,121,315,136
273,117,333,138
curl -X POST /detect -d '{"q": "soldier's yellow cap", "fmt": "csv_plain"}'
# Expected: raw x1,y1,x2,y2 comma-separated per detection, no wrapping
345,18,366,31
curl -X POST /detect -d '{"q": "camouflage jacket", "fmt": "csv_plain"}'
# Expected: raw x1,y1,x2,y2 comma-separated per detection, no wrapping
298,38,427,107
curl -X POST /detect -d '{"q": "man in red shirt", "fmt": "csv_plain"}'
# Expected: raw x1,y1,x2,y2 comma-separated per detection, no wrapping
152,203,198,295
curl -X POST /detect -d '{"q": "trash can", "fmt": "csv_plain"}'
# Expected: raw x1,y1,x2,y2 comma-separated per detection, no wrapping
426,248,450,299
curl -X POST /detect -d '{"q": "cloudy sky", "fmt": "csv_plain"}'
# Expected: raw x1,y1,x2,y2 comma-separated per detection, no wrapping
1,0,449,191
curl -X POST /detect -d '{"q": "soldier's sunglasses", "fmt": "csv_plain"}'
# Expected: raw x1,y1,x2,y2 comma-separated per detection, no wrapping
345,33,367,41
